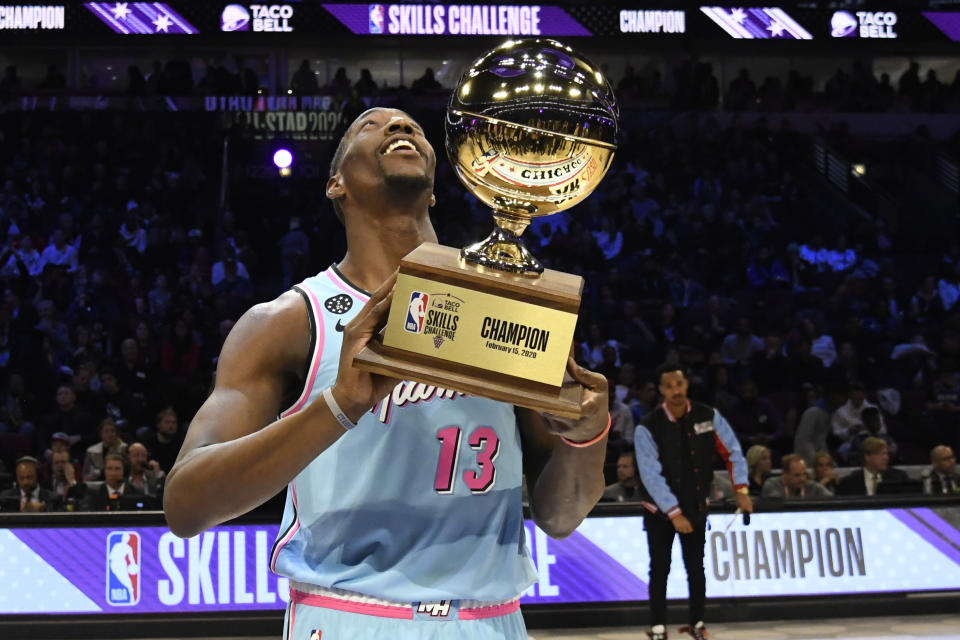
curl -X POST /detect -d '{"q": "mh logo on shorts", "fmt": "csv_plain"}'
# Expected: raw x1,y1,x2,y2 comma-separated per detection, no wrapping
415,600,451,618
106,531,141,606
405,292,429,333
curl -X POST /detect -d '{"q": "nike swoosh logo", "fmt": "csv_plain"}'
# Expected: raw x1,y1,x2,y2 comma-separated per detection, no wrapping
335,319,345,332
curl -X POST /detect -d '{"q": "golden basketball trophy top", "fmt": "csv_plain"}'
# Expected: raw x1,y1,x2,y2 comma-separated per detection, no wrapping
446,38,619,275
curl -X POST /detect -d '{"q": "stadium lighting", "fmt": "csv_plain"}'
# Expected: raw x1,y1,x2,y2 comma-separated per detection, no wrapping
273,149,293,169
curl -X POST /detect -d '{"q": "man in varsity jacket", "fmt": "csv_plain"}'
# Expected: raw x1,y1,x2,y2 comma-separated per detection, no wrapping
634,363,753,640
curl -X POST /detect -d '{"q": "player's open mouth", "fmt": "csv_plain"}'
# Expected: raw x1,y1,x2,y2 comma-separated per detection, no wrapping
381,137,420,156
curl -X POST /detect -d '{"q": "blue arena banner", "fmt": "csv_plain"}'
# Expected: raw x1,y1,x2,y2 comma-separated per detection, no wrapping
2,507,960,614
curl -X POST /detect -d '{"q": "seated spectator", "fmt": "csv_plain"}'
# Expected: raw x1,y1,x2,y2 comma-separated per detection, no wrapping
762,454,833,499
838,406,897,465
290,59,318,94
924,445,959,495
49,449,85,509
812,451,840,494
84,453,141,511
411,67,442,94
140,407,183,474
601,451,640,503
127,442,164,497
745,444,772,495
794,385,832,463
83,417,128,481
0,456,59,512
726,379,785,452
720,317,764,365
37,384,96,451
608,385,635,447
836,438,909,496
831,382,885,443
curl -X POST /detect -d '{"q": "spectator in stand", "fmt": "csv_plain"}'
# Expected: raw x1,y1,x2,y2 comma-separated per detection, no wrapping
0,371,35,438
140,407,183,474
48,449,85,509
601,450,639,503
794,385,833,464
0,456,58,512
608,385,635,447
720,317,764,365
924,445,959,495
116,338,151,406
161,317,200,378
726,378,785,453
836,437,909,496
838,406,897,465
84,453,140,511
762,454,833,499
290,59,319,94
37,384,95,452
355,69,378,97
832,382,886,444
745,444,772,495
148,274,172,318
34,299,70,356
83,417,128,481
37,229,78,273
812,451,840,494
411,67,442,94
127,442,164,498
279,217,310,289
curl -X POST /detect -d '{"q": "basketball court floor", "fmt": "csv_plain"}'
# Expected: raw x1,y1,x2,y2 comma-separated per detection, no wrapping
127,613,960,640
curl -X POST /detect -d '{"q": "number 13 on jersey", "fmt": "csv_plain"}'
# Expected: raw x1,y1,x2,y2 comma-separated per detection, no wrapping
434,426,500,494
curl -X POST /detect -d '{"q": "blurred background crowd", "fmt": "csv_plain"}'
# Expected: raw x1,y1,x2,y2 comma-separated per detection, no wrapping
1,48,959,511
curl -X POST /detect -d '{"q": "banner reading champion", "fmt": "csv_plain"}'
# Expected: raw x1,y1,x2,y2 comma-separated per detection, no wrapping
322,3,591,36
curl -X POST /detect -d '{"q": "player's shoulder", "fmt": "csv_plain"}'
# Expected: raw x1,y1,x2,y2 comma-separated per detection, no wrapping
220,290,312,374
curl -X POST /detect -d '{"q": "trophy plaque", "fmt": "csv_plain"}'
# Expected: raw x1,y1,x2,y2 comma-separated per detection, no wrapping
354,39,618,418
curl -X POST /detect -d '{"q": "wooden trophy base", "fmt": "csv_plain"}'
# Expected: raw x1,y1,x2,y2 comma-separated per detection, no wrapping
353,243,584,419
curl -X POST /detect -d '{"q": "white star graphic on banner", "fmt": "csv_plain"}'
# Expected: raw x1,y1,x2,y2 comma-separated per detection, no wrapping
731,8,747,24
111,2,130,20
767,20,785,36
153,13,172,32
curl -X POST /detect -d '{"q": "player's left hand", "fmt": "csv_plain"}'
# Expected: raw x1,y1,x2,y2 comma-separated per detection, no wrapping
540,357,608,444
736,492,754,514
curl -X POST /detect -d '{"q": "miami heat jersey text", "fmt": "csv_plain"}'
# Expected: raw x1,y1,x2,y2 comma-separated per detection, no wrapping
270,266,537,603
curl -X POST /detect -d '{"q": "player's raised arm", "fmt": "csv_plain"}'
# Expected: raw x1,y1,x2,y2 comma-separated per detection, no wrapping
163,275,397,538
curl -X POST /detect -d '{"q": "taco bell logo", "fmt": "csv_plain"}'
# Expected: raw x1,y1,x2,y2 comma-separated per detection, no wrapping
369,4,384,33
106,531,141,606
830,11,857,37
221,4,250,31
405,292,429,333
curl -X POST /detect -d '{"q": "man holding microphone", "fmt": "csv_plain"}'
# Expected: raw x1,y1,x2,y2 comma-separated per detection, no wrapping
635,363,753,640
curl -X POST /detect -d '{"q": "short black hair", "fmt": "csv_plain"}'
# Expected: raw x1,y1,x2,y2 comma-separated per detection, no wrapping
656,362,684,385
328,107,397,225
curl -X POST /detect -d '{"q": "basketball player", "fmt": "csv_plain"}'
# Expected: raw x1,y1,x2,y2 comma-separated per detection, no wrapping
164,108,611,639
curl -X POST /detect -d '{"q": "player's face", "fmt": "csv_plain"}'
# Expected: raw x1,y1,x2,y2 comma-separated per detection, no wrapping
659,371,688,408
338,108,436,198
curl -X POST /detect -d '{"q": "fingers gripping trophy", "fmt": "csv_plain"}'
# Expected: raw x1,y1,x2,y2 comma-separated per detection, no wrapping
354,39,619,417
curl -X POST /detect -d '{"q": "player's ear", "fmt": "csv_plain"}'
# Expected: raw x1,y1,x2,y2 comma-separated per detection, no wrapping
326,174,345,200
429,193,436,207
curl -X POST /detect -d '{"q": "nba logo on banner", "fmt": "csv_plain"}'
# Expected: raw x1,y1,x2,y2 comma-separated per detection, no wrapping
369,4,384,33
106,531,141,606
405,292,429,333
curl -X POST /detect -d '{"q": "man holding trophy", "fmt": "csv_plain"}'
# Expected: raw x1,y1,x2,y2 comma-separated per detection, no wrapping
165,40,615,639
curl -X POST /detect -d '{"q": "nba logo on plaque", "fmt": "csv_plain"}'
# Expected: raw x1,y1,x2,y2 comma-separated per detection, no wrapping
405,292,429,333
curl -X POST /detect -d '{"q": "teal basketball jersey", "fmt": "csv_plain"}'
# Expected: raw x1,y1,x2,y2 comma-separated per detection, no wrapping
270,265,537,603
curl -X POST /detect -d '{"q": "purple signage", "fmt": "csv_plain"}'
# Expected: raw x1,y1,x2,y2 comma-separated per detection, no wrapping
3,509,960,615
84,2,198,34
322,3,590,36
700,6,813,39
923,11,960,42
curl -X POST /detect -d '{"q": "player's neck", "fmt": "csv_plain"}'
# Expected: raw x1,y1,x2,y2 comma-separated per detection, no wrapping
340,209,437,292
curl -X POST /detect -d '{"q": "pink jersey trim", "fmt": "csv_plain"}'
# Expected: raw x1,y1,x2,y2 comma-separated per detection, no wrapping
459,599,521,619
287,599,296,640
290,589,413,619
327,268,370,303
280,286,325,418
271,484,300,573
289,587,520,621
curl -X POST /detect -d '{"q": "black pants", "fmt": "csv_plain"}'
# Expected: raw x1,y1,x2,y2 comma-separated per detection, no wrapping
644,513,707,627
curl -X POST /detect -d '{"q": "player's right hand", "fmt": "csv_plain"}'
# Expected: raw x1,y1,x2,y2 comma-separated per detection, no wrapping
332,270,402,423
672,514,694,534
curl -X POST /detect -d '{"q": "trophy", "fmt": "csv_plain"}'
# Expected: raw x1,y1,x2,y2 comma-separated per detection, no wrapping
354,39,618,418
